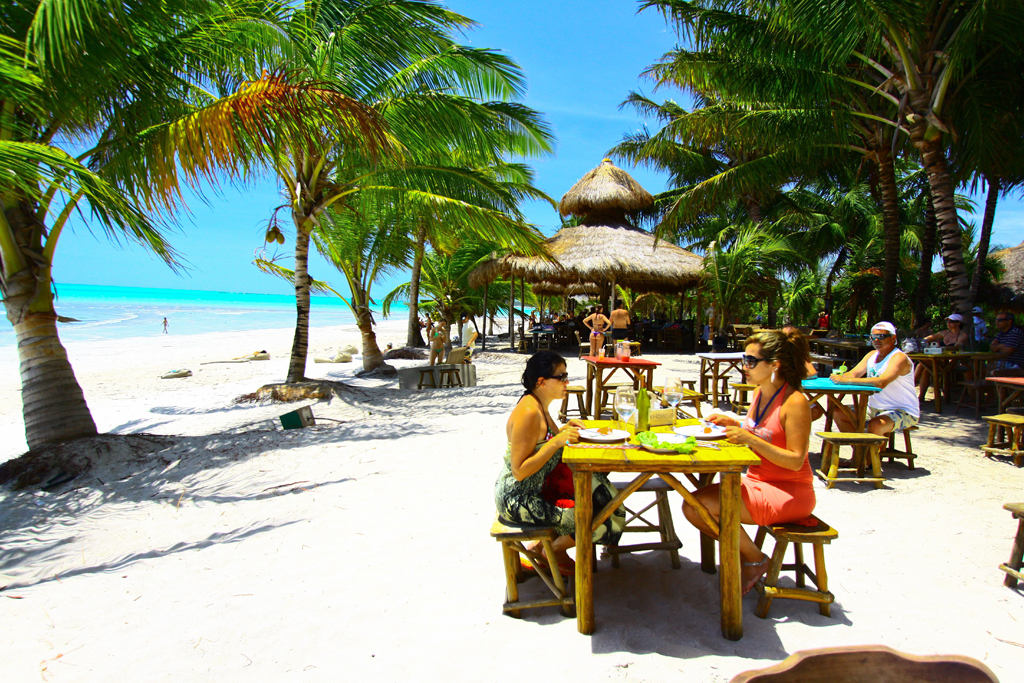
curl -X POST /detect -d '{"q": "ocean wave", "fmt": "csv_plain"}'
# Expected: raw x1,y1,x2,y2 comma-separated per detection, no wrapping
72,313,139,329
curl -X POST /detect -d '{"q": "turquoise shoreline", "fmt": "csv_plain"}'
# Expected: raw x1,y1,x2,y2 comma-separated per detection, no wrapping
0,283,406,343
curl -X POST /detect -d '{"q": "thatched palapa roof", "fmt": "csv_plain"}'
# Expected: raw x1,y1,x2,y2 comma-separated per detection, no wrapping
993,241,1024,306
558,158,654,218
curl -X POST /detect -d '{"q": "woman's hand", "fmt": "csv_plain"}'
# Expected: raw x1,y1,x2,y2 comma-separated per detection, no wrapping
724,425,756,446
555,425,580,446
564,419,585,430
706,414,739,428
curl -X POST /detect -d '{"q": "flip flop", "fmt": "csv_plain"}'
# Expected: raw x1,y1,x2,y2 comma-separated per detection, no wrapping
741,555,771,596
521,556,575,578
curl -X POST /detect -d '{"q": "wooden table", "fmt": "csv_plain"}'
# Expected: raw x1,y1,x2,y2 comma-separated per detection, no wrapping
907,352,1002,413
581,355,661,419
562,419,759,640
809,339,873,365
987,376,1024,414
801,377,881,432
697,352,745,408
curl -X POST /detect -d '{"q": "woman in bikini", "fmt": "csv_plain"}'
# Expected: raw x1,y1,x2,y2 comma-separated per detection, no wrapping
494,351,624,575
914,313,968,399
681,329,815,595
428,317,448,365
583,306,611,357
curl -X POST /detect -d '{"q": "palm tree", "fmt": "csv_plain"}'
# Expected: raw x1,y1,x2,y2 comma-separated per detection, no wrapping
259,1,553,382
0,1,381,448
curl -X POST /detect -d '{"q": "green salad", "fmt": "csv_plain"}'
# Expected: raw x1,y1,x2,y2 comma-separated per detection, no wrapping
635,431,697,454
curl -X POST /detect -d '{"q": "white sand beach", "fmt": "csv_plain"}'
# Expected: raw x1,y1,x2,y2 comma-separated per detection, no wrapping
2,322,1023,681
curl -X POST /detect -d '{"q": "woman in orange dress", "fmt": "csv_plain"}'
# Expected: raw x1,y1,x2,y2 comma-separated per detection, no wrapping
681,329,814,594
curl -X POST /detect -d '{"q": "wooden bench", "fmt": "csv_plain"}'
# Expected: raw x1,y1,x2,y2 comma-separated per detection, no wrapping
558,385,589,421
730,645,999,683
982,414,1024,467
490,516,574,618
730,382,756,413
1000,502,1024,589
816,432,887,489
881,425,917,469
753,515,837,619
606,477,682,569
956,379,994,418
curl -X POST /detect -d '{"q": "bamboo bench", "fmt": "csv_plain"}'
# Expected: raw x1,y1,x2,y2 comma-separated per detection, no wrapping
816,432,887,489
490,516,574,618
982,414,1024,467
753,515,838,619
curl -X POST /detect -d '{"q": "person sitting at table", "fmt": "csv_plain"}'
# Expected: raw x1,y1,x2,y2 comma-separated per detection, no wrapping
683,329,815,595
494,351,624,575
914,313,968,400
583,305,611,357
830,321,919,437
989,312,1024,375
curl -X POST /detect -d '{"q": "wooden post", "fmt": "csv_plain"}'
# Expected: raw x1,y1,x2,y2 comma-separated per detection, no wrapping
481,285,488,351
573,469,595,634
696,291,704,351
719,472,743,641
509,274,515,352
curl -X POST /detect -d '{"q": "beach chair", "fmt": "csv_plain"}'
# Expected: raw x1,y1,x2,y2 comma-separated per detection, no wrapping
730,646,999,683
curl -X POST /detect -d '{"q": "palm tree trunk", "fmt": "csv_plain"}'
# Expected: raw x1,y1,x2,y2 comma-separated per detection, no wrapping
356,305,385,372
914,192,937,329
969,176,999,306
908,114,971,321
287,216,311,383
875,147,901,322
766,291,776,328
406,223,427,348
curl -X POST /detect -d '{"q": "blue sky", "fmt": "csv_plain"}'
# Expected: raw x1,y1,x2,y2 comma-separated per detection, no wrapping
55,0,1024,298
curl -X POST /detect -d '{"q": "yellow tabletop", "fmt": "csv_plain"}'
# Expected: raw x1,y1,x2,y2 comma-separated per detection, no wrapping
562,419,759,472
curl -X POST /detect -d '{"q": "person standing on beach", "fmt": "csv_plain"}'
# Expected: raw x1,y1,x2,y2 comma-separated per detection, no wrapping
428,318,448,365
162,318,168,334
582,305,610,357
609,303,631,342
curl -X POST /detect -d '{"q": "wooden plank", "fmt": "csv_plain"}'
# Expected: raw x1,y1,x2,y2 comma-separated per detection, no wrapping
503,596,571,611
719,472,743,641
604,540,682,554
573,470,595,635
759,585,835,604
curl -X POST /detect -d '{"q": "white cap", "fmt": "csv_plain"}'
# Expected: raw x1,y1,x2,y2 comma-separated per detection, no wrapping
872,321,897,335
946,313,964,322
973,306,983,314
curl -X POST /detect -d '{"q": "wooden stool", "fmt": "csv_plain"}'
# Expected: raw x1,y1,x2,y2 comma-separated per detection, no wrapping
629,340,642,357
956,380,994,418
437,366,463,388
490,516,574,618
1000,502,1024,588
730,382,756,412
559,385,589,421
416,368,437,389
597,382,633,419
753,515,837,618
982,414,1024,467
537,335,551,350
815,432,887,489
605,477,681,569
881,425,917,469
674,388,705,420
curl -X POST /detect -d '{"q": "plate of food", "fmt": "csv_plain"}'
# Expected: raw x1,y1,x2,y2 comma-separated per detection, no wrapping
674,423,728,440
634,431,697,454
578,427,631,443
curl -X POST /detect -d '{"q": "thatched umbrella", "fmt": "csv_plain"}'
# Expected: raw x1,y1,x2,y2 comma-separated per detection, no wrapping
992,241,1024,309
469,159,703,349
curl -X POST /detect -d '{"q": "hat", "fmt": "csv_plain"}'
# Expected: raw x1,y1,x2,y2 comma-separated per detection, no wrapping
872,321,897,335
973,306,983,314
946,313,964,322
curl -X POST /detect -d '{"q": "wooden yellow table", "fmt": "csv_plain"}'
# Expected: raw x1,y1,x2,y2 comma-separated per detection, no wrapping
907,352,1003,412
562,419,759,640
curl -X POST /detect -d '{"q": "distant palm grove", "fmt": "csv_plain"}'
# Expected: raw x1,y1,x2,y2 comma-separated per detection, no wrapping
1,0,1022,450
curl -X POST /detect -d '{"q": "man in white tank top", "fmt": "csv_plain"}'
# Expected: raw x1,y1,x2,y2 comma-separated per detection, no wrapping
829,321,920,436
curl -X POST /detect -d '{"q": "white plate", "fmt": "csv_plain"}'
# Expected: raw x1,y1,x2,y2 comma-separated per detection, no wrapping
578,428,631,443
640,432,691,444
674,424,728,440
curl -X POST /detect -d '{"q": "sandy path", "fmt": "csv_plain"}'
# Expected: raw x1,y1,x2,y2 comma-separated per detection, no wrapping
1,328,1023,681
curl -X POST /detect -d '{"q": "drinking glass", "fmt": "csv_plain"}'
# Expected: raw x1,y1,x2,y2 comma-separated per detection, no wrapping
614,386,637,427
663,377,683,409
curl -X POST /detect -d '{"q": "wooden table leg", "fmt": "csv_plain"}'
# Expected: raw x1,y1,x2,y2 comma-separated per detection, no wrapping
698,472,716,574
719,472,743,641
712,362,720,408
854,394,869,432
573,470,595,634
700,358,709,397
585,362,594,418
594,367,605,419
932,359,943,413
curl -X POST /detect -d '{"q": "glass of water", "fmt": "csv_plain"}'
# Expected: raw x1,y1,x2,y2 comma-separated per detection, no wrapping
664,377,683,409
614,386,637,427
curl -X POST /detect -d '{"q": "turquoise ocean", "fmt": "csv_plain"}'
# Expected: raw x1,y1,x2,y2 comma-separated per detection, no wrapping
0,284,405,344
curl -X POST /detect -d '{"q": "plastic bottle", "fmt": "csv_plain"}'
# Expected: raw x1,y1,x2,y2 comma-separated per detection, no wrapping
637,387,650,432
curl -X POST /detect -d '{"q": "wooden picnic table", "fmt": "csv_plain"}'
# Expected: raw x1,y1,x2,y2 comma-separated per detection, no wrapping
907,352,1003,413
581,355,661,419
562,419,759,640
697,352,745,408
809,338,873,364
801,377,881,432
986,376,1024,414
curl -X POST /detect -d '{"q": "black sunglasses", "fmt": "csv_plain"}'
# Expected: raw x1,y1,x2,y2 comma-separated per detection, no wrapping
869,333,892,341
742,355,768,368
545,372,570,382
997,317,1012,322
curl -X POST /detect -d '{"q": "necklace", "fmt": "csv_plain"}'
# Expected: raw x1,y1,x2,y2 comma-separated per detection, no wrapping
752,383,786,427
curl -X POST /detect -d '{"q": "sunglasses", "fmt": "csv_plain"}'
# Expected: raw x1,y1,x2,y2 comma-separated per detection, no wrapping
997,317,1011,322
545,372,570,382
742,355,768,368
869,333,892,341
